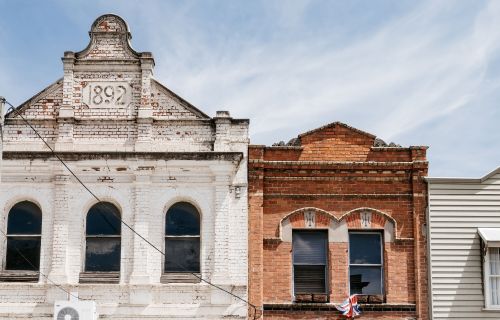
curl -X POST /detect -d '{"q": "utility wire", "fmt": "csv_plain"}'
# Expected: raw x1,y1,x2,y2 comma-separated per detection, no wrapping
0,228,82,301
3,100,260,319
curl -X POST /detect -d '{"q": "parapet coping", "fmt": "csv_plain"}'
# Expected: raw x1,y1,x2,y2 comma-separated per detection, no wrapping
249,160,428,166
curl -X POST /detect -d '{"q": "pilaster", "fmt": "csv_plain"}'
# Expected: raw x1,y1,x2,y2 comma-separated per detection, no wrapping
129,166,153,284
214,111,232,152
135,54,154,152
210,165,233,286
49,171,71,283
56,52,75,151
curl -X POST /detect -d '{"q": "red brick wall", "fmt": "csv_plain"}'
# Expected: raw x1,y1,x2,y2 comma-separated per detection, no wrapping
248,122,429,319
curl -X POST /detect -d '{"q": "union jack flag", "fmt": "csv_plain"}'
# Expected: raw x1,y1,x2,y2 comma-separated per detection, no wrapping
335,295,361,318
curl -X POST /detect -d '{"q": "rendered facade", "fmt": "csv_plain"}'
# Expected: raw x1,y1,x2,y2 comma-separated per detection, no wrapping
0,14,249,319
248,122,429,319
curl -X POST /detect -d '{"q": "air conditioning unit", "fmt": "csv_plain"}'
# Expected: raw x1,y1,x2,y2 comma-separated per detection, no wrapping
54,300,97,320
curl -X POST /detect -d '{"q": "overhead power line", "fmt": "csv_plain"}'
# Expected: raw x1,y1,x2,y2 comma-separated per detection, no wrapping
0,228,81,301
2,100,260,319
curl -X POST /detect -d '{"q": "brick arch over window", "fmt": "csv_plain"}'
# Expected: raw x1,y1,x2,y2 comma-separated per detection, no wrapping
279,207,399,243
279,207,340,242
339,207,397,242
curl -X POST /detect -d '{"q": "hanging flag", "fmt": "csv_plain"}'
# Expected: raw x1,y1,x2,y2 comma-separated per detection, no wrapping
335,295,361,318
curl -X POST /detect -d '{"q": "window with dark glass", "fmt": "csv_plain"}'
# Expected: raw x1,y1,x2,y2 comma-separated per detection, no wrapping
349,232,383,295
85,202,121,272
5,201,42,271
165,202,200,273
292,230,328,295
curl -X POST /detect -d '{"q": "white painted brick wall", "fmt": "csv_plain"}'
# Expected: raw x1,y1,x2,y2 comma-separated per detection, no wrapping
0,14,249,320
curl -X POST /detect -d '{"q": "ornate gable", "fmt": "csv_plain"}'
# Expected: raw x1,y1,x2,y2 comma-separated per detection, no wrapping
75,14,139,61
2,14,248,153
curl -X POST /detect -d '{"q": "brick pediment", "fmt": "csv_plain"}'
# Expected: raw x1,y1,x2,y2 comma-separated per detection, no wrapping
298,122,376,161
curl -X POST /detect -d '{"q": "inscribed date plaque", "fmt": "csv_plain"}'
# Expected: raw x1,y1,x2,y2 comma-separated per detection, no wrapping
82,82,132,108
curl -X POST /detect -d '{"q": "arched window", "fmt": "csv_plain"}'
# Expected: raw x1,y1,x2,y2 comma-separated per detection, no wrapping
6,201,42,271
85,202,121,272
165,202,200,273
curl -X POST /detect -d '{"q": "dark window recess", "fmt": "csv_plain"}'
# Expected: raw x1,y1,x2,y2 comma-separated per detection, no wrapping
6,201,42,271
6,237,41,271
165,238,200,272
85,202,121,272
165,202,200,273
86,202,121,236
293,231,328,295
349,232,383,295
7,201,42,234
165,202,200,236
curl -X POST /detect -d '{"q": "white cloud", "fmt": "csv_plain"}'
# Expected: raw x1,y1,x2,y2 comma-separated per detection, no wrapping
126,1,500,147
2,0,499,176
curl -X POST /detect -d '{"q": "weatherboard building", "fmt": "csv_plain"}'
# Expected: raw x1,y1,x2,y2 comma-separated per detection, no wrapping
0,14,249,319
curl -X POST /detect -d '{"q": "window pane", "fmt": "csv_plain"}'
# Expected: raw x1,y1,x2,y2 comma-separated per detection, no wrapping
165,238,200,272
350,266,382,295
166,202,200,236
6,237,41,271
294,265,326,294
7,201,42,234
491,276,500,306
349,233,381,264
490,248,500,276
85,238,121,271
293,231,327,265
86,202,121,236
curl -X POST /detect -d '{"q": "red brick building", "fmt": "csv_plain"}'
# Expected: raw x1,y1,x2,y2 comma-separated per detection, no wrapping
248,122,428,319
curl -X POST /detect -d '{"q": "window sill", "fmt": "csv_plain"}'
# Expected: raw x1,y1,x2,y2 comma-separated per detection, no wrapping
294,294,329,303
482,307,500,312
161,273,201,284
0,270,39,283
264,303,416,312
79,271,119,284
356,294,384,304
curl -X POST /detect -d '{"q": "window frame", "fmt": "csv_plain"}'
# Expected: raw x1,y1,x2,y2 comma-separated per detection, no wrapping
83,202,122,273
484,246,500,309
348,231,384,296
292,229,329,297
162,202,201,281
4,201,42,272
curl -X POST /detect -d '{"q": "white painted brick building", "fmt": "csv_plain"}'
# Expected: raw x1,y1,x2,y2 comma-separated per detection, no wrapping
0,14,249,319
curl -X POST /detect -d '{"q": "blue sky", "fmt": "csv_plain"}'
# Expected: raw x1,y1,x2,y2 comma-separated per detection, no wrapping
0,0,499,177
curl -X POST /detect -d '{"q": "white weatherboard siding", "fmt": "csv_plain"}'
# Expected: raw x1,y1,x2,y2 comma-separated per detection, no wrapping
428,169,500,320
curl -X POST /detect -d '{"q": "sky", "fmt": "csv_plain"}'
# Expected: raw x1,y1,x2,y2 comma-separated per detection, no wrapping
0,0,499,177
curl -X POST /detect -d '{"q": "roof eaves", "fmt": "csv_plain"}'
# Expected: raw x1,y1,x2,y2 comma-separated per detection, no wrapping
425,166,500,183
